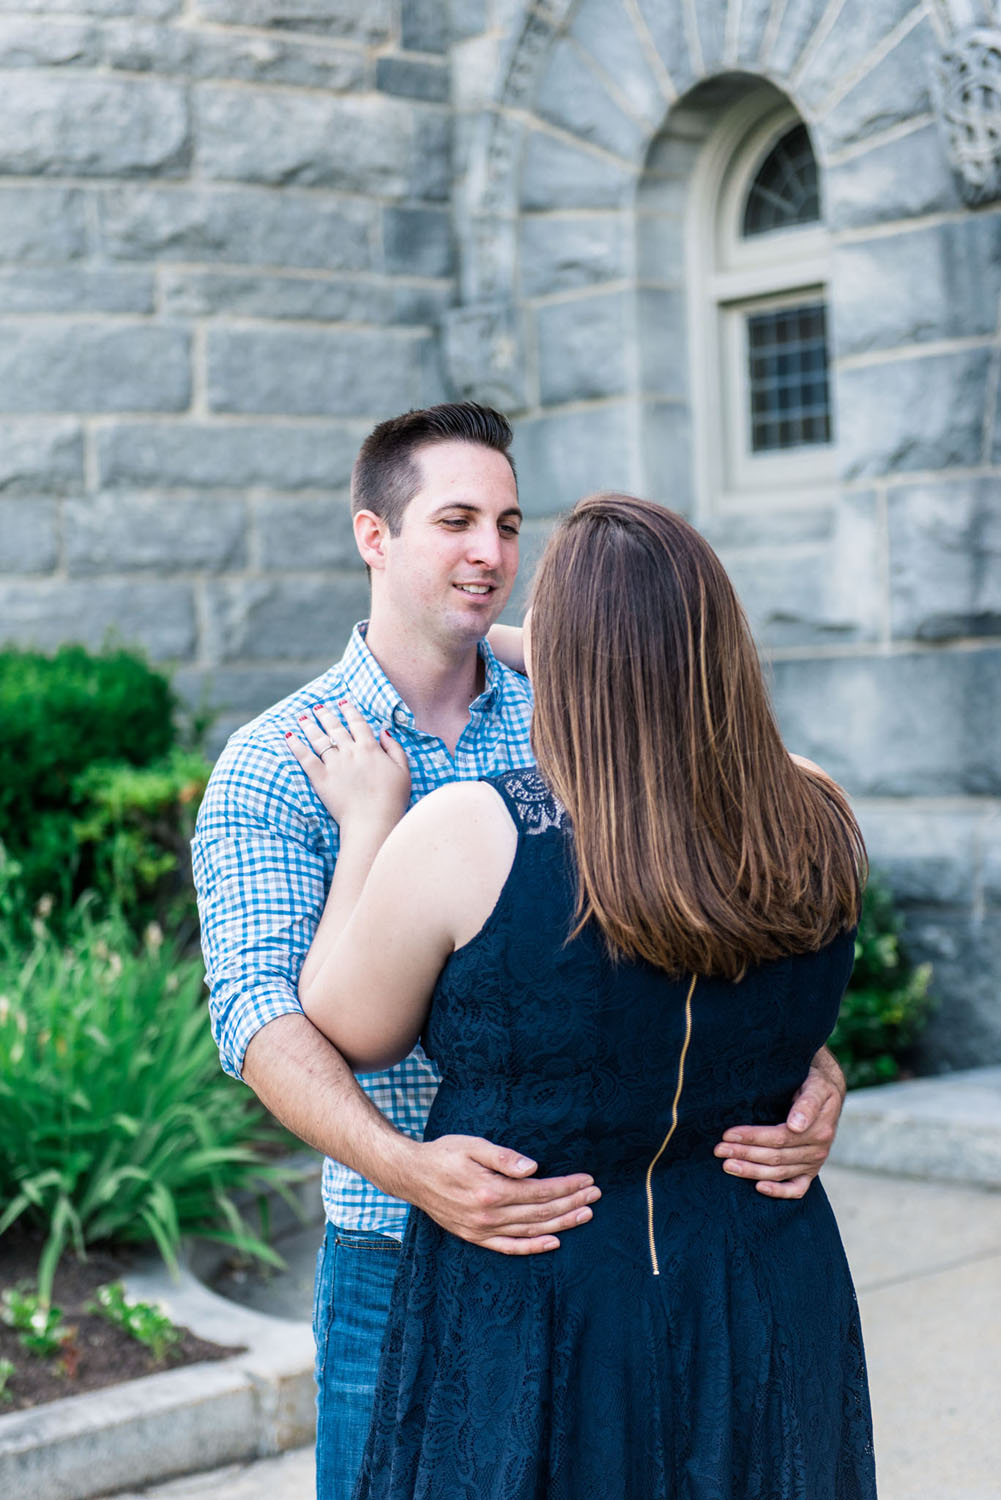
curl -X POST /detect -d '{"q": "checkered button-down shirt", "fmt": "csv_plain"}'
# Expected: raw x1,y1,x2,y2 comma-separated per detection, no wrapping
192,623,535,1238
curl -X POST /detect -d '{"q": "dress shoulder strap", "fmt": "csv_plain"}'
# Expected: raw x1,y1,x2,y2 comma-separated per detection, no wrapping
487,768,569,836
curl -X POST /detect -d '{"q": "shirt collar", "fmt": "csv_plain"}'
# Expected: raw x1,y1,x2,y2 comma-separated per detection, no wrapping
338,622,505,730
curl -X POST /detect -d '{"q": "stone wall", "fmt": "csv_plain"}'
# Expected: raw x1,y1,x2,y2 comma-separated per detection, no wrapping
0,0,998,1065
0,0,454,740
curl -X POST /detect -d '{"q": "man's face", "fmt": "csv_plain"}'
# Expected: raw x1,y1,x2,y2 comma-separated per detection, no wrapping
377,439,521,652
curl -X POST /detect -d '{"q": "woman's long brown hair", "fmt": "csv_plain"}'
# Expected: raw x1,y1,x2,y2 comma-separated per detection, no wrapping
530,494,866,980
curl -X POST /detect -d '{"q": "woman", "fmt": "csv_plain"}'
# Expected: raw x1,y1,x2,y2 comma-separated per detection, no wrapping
289,495,876,1500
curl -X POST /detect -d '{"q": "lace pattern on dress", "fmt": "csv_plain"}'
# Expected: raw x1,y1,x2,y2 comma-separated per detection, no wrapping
496,768,568,834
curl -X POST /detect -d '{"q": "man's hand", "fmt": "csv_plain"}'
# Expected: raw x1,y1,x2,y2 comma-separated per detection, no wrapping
407,1135,600,1254
713,1046,846,1199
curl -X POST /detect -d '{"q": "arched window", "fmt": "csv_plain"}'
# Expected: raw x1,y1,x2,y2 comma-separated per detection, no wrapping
690,97,835,515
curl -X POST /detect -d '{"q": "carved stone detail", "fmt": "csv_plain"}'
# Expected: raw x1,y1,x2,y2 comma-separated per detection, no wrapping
448,2,577,406
932,27,1001,205
442,301,528,412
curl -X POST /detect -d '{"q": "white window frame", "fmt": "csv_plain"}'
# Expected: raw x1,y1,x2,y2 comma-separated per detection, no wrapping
688,95,836,521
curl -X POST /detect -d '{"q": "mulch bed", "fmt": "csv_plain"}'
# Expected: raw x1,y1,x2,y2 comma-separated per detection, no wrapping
0,1227,243,1413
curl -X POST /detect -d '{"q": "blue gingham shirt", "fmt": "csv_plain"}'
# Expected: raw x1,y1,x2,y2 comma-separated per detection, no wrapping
192,622,535,1238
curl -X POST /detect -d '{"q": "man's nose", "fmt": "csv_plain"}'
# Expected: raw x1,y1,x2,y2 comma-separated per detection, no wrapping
467,525,502,568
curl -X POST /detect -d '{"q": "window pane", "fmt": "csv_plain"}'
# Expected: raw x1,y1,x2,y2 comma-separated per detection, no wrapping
742,124,820,236
746,302,831,452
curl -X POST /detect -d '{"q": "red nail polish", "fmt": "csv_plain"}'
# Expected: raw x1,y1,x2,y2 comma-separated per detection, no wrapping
312,702,323,710
338,698,349,707
285,731,293,738
298,714,309,721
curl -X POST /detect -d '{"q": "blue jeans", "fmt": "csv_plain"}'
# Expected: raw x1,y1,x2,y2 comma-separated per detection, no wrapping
313,1221,401,1500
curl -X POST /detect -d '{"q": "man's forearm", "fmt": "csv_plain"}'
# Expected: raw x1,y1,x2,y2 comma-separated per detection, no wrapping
241,1012,419,1200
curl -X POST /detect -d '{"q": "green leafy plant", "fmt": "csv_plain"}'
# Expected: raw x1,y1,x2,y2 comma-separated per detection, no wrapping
0,901,296,1306
88,1281,180,1363
833,875,934,1089
0,645,211,936
1,1287,71,1358
0,1357,14,1401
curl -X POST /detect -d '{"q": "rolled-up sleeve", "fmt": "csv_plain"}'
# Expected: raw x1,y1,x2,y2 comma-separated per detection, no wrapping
192,736,333,1080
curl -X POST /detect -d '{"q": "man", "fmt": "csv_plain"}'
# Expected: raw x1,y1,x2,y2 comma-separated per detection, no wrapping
193,403,845,1500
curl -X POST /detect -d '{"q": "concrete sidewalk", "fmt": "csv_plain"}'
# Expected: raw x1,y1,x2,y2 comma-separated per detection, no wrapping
116,1160,1001,1500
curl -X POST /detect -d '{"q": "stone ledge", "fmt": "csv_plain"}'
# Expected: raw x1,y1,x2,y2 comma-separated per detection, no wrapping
831,1066,1001,1188
0,1158,323,1500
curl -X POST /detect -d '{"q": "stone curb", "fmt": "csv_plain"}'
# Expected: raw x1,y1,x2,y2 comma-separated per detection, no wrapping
831,1064,1001,1188
0,1260,316,1500
0,1158,324,1500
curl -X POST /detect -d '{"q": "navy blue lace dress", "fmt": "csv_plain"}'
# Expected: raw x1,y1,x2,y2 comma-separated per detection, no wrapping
354,769,876,1500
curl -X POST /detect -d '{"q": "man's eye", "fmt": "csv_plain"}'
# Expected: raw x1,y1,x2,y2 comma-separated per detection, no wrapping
501,525,520,538
440,518,467,528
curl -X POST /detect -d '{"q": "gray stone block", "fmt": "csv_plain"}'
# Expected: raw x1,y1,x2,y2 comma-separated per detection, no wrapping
639,401,693,513
411,109,451,202
103,21,369,91
838,349,991,479
636,287,687,398
64,492,247,574
383,206,454,277
570,0,667,131
770,649,1001,797
888,480,1001,642
174,665,335,736
160,270,391,323
814,17,936,154
0,579,196,659
97,421,364,491
0,419,83,493
195,86,413,196
519,213,630,299
719,492,881,647
0,324,190,414
536,39,647,163
0,268,154,314
536,292,631,406
401,0,447,53
0,498,58,573
512,403,635,518
983,815,1001,907
632,0,696,97
0,186,88,262
99,186,375,271
391,281,452,326
450,0,486,42
253,494,362,571
703,503,836,549
833,216,1001,356
766,0,841,78
0,17,99,66
635,206,685,285
376,56,449,103
0,75,188,177
203,574,371,663
0,0,178,13
194,0,391,40
906,914,1001,1071
520,131,636,211
826,122,962,231
206,328,422,417
691,0,726,73
735,0,774,68
799,0,922,108
857,803,982,908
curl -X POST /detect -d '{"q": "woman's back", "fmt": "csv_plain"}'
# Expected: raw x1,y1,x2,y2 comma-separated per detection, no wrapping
356,769,875,1500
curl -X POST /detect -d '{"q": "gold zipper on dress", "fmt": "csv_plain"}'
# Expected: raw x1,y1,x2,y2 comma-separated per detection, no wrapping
645,973,696,1276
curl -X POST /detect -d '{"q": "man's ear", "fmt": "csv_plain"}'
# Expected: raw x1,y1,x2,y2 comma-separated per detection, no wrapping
353,509,390,571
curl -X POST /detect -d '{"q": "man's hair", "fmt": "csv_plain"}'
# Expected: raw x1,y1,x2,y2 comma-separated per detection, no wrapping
530,493,866,980
350,403,516,535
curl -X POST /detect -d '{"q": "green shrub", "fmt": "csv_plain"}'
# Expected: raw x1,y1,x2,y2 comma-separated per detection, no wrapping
833,875,934,1089
0,899,294,1306
0,646,210,933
